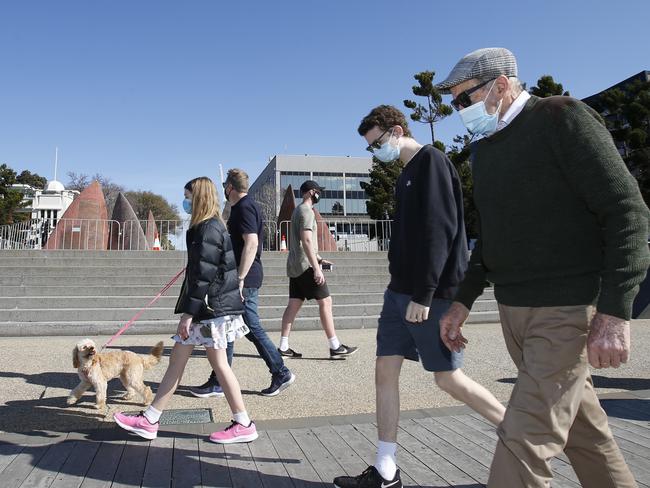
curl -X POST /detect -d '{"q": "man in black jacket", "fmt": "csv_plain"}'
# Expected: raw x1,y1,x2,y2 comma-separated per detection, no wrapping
333,106,505,488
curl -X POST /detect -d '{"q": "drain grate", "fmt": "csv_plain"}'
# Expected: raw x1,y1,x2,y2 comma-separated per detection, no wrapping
127,408,213,425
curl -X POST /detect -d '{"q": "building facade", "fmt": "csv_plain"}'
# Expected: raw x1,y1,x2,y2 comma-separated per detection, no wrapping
249,154,373,221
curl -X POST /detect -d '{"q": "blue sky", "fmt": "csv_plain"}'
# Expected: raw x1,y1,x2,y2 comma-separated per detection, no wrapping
1,0,647,208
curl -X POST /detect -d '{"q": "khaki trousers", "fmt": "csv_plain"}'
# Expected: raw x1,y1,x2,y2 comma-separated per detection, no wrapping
488,304,637,488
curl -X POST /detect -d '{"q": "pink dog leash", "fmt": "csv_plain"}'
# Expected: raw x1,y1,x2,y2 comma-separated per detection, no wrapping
100,267,186,351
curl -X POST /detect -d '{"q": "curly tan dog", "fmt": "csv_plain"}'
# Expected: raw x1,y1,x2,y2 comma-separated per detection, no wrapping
68,339,164,410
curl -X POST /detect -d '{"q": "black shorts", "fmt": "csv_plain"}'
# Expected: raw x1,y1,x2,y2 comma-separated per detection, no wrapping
289,267,330,301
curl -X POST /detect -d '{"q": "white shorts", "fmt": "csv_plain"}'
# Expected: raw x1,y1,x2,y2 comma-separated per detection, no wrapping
172,315,249,350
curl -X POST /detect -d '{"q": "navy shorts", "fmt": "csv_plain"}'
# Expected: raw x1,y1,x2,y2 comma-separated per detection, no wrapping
376,289,463,372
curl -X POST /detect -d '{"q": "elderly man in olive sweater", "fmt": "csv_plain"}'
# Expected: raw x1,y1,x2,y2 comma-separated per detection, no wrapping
438,48,649,488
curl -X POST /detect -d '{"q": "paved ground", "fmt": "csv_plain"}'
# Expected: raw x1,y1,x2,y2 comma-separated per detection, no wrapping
0,321,648,434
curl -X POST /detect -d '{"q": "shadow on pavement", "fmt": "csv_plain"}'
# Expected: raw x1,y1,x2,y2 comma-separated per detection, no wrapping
497,375,650,391
601,399,650,420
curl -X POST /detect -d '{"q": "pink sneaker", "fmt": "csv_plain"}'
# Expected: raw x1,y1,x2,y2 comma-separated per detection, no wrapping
209,420,258,444
113,411,159,440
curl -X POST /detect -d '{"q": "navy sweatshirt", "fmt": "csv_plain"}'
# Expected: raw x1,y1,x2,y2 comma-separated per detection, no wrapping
388,145,468,306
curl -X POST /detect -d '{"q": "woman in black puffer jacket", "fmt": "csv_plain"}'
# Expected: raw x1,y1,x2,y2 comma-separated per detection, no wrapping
114,177,258,445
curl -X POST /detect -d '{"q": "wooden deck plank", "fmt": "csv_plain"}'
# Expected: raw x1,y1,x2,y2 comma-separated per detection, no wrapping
289,427,346,486
310,425,368,477
0,443,25,474
141,436,173,488
248,431,293,488
198,439,232,488
443,416,580,487
223,441,262,488
20,441,76,488
0,445,50,488
79,441,126,488
50,441,101,488
107,440,149,488
172,436,202,487
267,430,325,488
334,423,418,487
397,418,485,486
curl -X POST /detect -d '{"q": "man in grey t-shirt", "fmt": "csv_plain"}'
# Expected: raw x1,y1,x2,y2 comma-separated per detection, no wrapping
277,180,358,359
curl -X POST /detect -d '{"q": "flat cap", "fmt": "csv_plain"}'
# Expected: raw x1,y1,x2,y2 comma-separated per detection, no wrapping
300,180,325,194
435,47,518,94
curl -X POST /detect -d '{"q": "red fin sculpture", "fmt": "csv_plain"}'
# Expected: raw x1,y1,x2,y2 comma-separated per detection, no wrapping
44,181,109,250
145,210,159,249
110,193,149,250
276,185,337,251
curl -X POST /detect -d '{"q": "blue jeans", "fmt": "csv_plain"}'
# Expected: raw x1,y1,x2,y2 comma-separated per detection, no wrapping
213,287,289,382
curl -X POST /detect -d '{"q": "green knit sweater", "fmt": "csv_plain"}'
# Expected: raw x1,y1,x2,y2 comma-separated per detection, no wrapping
455,95,650,320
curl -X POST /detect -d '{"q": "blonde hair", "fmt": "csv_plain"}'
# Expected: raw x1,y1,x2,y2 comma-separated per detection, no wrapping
226,168,249,192
185,177,223,227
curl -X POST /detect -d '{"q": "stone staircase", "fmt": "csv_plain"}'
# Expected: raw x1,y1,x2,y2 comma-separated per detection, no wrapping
0,250,499,336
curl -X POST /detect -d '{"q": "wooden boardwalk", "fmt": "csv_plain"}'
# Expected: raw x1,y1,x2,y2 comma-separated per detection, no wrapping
0,398,648,487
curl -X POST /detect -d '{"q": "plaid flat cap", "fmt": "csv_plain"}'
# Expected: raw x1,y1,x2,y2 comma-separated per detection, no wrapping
435,47,518,94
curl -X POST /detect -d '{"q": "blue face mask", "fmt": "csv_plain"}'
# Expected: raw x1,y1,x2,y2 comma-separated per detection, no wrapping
182,198,192,214
458,81,502,136
374,134,401,163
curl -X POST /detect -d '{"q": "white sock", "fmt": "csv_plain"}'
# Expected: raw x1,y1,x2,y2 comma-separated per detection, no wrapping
279,336,289,351
233,411,251,427
143,405,162,424
328,336,341,350
375,440,397,480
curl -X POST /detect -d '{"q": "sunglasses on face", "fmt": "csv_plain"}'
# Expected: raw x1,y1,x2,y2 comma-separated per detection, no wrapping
366,127,392,153
450,79,493,111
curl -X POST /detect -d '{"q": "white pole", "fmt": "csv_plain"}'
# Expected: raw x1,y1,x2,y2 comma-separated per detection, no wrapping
54,147,59,181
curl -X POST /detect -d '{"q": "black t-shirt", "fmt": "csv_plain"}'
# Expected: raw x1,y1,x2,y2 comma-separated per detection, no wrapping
227,195,264,289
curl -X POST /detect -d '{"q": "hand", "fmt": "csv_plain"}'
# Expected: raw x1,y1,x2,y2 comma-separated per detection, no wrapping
177,313,193,340
313,268,325,285
439,302,470,352
320,259,333,266
405,301,430,323
587,312,631,369
238,278,245,302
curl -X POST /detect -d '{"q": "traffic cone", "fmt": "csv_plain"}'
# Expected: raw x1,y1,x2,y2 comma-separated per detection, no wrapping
280,234,287,251
152,233,161,251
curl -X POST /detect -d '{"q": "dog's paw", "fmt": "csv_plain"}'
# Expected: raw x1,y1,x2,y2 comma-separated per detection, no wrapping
95,402,107,411
66,396,78,405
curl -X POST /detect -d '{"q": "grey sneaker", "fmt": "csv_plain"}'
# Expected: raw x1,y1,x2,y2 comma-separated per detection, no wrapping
261,371,296,397
330,344,358,359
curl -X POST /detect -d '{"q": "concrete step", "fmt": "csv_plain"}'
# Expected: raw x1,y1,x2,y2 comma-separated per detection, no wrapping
0,264,389,277
0,298,498,322
0,274,391,286
0,310,501,336
0,256,390,267
0,282,408,297
0,292,388,309
0,250,389,259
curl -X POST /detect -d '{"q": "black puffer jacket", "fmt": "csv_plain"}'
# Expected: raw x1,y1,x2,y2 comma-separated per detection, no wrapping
174,217,244,321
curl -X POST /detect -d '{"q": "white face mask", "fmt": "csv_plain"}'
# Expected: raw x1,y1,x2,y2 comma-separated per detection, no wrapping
458,80,502,136
374,132,401,162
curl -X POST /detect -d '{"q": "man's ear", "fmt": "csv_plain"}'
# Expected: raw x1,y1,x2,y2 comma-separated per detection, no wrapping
393,125,405,138
494,75,509,95
72,346,80,369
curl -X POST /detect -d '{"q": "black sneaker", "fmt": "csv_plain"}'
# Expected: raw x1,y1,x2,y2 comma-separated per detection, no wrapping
260,371,296,397
334,466,402,488
330,344,358,359
278,347,303,358
189,375,224,398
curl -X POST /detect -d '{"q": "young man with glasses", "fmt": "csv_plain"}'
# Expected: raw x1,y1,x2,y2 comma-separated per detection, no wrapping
277,180,358,359
333,106,505,488
437,47,648,487
190,169,295,398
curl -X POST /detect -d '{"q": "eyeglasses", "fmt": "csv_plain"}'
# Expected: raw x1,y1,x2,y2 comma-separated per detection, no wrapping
450,79,492,111
365,127,392,153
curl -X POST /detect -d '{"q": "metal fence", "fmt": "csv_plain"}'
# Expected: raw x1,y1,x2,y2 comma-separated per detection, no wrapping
0,218,189,251
0,217,392,251
276,219,392,252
